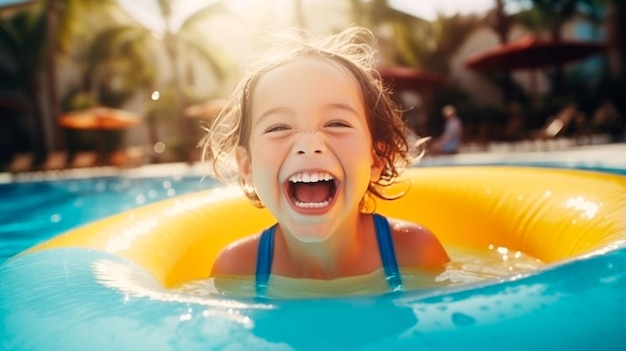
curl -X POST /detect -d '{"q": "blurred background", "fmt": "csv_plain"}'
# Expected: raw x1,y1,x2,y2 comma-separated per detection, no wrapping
0,0,624,172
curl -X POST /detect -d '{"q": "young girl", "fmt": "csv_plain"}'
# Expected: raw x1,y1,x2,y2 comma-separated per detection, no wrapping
201,26,449,298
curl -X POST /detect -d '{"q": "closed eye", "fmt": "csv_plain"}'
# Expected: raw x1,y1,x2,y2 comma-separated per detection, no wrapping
264,124,291,133
325,120,351,128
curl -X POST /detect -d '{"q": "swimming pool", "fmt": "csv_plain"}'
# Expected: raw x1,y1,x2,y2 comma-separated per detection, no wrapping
1,144,625,350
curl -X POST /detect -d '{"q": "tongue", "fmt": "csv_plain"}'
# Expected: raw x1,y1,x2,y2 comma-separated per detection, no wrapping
293,182,332,203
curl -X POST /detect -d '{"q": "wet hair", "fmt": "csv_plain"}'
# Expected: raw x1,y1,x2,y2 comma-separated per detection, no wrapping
200,26,423,206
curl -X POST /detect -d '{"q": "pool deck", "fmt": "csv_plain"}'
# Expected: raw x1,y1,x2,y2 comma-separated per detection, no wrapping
1,142,624,184
418,141,626,168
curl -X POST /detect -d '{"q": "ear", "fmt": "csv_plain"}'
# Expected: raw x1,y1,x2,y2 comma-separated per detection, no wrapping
236,146,253,186
369,148,384,182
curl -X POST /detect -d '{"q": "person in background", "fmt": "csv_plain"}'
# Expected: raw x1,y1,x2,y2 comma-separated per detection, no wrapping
429,105,463,155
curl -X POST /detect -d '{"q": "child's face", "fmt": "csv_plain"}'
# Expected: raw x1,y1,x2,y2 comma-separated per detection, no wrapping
237,56,383,242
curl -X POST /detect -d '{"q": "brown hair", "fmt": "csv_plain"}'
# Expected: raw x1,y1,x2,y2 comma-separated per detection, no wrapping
200,27,422,206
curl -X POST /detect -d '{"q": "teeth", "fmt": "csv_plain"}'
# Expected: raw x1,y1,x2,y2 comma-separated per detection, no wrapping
289,172,334,183
294,200,330,208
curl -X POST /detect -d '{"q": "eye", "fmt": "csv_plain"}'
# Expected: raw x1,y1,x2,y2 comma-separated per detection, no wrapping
325,120,351,128
264,124,290,133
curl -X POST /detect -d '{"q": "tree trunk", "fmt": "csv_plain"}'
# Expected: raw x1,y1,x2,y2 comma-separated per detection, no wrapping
550,19,567,96
494,0,513,104
609,0,626,121
44,0,63,150
165,32,191,163
29,77,47,163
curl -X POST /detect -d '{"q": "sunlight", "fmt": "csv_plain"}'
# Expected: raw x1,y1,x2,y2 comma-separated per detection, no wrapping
117,0,219,35
387,0,530,21
115,0,532,38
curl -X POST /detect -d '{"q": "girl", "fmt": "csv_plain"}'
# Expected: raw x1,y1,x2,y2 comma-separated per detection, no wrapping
201,27,449,298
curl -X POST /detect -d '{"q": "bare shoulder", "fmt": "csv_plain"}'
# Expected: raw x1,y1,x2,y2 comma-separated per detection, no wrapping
387,217,450,267
210,234,261,277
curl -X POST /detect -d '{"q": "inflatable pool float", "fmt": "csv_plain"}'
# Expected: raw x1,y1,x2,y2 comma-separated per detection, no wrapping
1,166,625,350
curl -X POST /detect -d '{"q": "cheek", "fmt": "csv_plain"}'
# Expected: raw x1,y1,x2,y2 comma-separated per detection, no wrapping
336,135,373,163
250,138,286,160
248,140,285,178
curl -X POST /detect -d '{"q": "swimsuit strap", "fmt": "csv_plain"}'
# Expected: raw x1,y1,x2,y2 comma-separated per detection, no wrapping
255,224,276,297
254,215,402,296
373,213,403,292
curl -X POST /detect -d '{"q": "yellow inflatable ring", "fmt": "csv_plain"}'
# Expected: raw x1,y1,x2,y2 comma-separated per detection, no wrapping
1,166,625,350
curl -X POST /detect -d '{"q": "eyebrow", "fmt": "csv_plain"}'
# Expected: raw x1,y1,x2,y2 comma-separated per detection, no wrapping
328,103,361,117
257,103,361,123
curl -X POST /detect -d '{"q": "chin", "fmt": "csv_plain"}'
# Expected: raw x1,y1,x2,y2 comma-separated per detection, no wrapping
287,224,334,243
294,235,330,244
291,230,332,243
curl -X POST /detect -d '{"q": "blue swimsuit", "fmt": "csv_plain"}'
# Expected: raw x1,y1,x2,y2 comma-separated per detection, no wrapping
255,213,403,296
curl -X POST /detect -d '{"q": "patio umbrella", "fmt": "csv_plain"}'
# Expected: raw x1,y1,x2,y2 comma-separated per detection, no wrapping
59,106,143,164
377,66,447,91
465,35,606,124
465,35,606,71
59,106,142,130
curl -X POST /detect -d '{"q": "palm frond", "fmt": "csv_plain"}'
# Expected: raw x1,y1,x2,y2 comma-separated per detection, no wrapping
177,31,226,81
179,2,235,32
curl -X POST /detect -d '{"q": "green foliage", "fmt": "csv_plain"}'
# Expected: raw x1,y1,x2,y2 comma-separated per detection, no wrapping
60,88,94,112
0,8,46,92
52,0,119,54
511,0,607,36
427,14,480,73
0,6,49,159
84,26,157,107
365,4,481,74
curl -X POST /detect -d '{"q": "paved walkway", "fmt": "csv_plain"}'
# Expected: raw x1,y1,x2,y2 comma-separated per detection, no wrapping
419,141,625,169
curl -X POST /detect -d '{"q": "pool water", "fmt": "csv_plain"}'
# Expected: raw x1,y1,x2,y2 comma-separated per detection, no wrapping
0,175,219,264
1,159,625,351
175,244,544,299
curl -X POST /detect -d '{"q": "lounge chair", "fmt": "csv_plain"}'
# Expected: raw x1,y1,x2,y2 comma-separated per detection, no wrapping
7,153,34,173
533,103,578,140
70,151,99,169
109,146,146,168
40,151,68,171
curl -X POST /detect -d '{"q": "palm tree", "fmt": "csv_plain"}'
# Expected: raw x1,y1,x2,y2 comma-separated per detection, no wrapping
80,25,157,107
0,7,48,162
512,0,606,96
43,0,119,151
146,0,231,163
45,0,232,162
486,0,515,105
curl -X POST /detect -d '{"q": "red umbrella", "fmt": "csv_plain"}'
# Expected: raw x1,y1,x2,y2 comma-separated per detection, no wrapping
465,35,606,71
59,106,143,130
466,35,606,115
377,66,447,91
59,107,143,164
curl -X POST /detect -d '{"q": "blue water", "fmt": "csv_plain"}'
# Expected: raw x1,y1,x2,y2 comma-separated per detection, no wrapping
0,175,219,264
1,162,625,351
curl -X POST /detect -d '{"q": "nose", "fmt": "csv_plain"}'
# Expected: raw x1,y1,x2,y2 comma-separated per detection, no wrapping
294,128,326,155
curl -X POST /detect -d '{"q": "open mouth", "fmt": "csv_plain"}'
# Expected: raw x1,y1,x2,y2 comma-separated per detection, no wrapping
287,172,337,209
